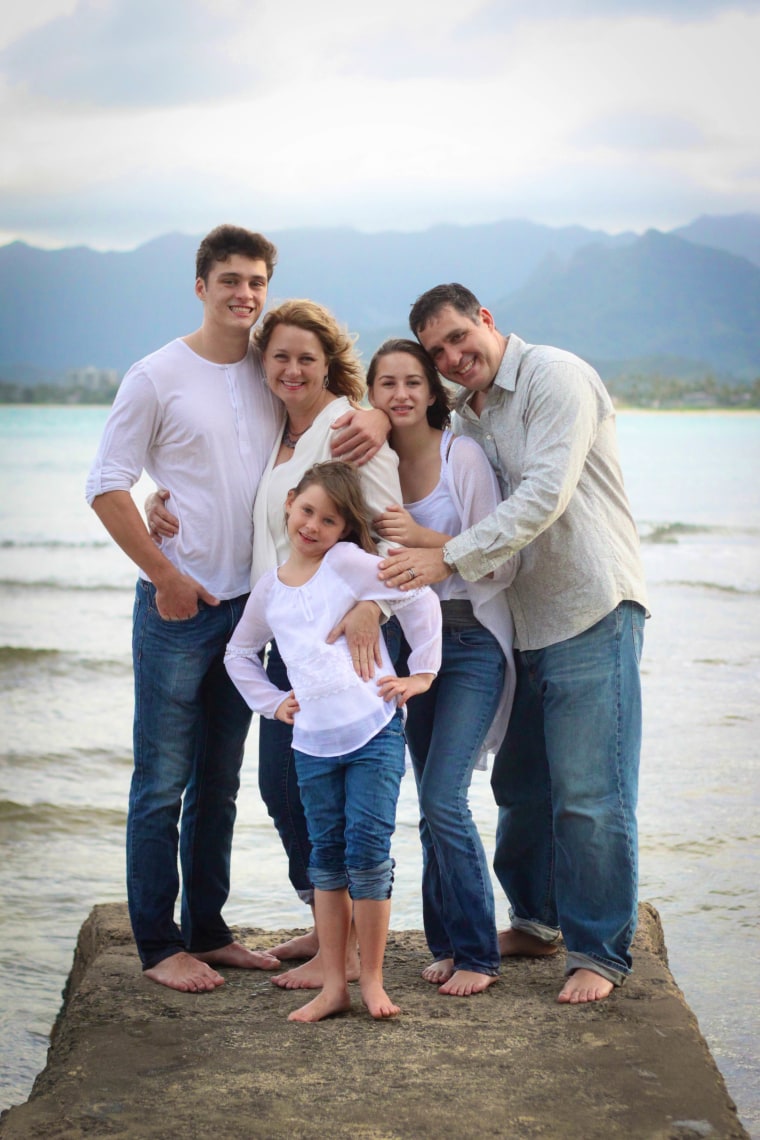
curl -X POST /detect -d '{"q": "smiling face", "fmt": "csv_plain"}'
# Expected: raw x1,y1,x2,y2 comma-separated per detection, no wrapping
195,254,269,335
262,324,330,419
367,351,435,431
416,304,505,393
285,483,349,561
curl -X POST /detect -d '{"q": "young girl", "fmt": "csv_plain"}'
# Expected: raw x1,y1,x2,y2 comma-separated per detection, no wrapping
367,339,518,997
224,461,441,1022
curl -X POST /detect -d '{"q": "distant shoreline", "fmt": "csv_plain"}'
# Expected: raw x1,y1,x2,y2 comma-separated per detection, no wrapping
1,389,760,412
2,394,756,412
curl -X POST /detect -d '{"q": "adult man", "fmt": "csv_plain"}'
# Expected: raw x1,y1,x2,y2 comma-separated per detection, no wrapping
379,283,648,1003
87,225,381,992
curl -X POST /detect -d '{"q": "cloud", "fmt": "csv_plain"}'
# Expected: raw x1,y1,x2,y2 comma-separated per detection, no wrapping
575,112,708,151
0,1,758,249
0,0,264,107
478,0,760,22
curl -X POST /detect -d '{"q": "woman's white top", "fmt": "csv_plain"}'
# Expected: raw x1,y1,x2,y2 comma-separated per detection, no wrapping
225,542,442,758
406,430,519,762
251,396,402,587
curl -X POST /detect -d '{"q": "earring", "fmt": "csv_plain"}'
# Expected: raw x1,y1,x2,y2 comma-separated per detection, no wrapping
323,375,329,389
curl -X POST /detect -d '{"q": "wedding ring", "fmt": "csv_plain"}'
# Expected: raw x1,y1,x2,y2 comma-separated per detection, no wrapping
407,568,416,581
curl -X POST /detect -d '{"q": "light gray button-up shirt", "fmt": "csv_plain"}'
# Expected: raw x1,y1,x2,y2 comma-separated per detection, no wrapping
446,333,648,651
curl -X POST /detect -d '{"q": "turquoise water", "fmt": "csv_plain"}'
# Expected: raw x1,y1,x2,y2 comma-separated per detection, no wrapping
1,407,758,1134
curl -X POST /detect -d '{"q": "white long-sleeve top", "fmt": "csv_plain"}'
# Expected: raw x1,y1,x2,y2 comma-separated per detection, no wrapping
225,542,442,758
85,338,282,598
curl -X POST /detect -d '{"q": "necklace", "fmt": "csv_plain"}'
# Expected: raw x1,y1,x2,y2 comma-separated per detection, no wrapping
283,422,309,449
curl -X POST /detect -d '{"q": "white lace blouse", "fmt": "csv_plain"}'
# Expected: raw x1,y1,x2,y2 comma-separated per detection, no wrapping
225,542,442,758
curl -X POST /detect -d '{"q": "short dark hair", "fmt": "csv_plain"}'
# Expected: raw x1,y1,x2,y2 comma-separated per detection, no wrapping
366,338,451,430
409,283,483,338
195,224,278,283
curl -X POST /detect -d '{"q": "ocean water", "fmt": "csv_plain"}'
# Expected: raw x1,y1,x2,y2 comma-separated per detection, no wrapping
1,406,758,1135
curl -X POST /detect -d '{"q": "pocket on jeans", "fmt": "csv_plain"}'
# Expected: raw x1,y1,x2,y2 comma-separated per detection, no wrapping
452,624,499,652
385,710,405,737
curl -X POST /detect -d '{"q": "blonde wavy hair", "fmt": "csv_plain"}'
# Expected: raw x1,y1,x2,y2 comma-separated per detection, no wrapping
253,299,365,404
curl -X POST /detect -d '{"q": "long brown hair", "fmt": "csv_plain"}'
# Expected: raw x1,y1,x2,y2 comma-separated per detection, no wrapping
366,337,452,430
289,462,377,554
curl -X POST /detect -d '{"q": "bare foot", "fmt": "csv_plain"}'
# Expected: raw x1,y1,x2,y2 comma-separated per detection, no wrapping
270,930,320,961
438,969,499,997
144,952,224,993
360,978,400,1019
193,941,280,971
271,948,361,990
557,969,615,1004
421,958,454,985
498,928,559,957
288,987,352,1023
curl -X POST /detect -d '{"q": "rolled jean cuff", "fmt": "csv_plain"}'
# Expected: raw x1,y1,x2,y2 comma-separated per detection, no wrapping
509,912,561,944
348,858,395,901
309,866,349,893
564,951,629,987
296,886,315,907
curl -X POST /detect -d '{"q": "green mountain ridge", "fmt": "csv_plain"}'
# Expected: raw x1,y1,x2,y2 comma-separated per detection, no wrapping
1,215,758,382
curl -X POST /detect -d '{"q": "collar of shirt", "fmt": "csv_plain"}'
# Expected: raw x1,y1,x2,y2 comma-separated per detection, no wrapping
454,332,526,422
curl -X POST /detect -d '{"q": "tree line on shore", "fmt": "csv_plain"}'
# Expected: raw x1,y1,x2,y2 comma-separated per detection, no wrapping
2,374,759,410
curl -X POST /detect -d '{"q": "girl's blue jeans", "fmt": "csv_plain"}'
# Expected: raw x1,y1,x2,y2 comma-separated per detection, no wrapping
258,620,403,905
294,711,406,899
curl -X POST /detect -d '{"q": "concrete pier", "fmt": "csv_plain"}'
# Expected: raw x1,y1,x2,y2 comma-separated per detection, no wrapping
0,902,748,1139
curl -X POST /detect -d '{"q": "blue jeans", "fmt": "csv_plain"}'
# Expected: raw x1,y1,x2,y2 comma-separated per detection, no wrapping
294,711,406,899
491,602,645,985
128,579,252,969
258,619,403,905
258,641,313,903
403,617,504,975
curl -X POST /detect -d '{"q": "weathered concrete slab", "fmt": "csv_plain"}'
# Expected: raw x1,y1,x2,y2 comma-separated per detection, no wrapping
0,902,748,1139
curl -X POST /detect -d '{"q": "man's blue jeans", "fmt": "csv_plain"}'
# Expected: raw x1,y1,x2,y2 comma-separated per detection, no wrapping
404,618,504,976
128,579,252,969
491,602,645,986
294,710,406,900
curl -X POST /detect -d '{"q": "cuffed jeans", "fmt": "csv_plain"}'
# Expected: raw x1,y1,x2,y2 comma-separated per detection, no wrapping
128,579,252,969
258,620,404,906
294,711,406,900
403,616,504,976
491,601,645,986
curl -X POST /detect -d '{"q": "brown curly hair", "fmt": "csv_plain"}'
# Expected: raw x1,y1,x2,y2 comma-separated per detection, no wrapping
253,299,365,404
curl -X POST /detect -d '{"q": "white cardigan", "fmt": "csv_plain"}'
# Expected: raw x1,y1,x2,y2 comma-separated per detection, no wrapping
411,430,518,764
251,396,402,587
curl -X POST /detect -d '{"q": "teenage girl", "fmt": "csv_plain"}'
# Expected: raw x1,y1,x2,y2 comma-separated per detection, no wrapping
224,461,441,1022
367,338,517,996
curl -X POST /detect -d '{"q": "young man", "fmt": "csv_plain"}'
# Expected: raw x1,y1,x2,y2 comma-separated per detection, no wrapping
379,283,648,1004
87,225,383,992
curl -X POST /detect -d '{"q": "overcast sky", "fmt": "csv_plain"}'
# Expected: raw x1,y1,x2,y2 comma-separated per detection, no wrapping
1,0,758,250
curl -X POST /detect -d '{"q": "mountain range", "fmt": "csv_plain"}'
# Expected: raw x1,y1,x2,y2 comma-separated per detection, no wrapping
1,213,759,383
